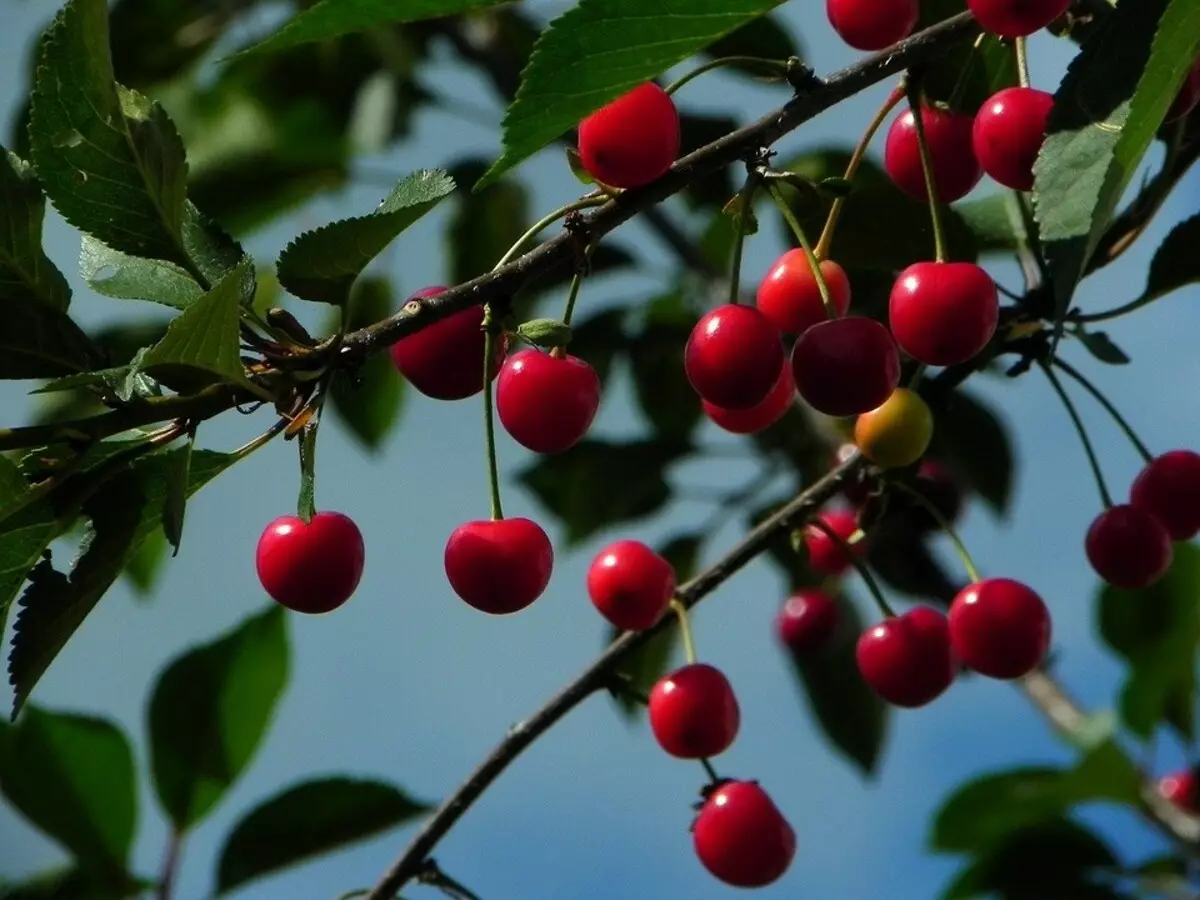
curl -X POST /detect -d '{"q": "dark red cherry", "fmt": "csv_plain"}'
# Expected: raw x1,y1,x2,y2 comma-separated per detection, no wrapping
827,0,918,51
256,512,365,614
495,349,601,454
755,250,852,336
648,663,740,759
856,607,956,707
967,0,1071,38
586,539,676,631
692,781,796,888
702,362,795,435
1159,770,1199,812
390,287,506,400
577,83,680,189
1085,505,1173,591
444,518,554,615
1130,450,1200,540
1165,61,1200,124
949,578,1051,679
792,316,901,417
889,262,999,366
685,304,785,411
776,589,840,656
803,509,862,577
884,106,983,203
972,87,1055,191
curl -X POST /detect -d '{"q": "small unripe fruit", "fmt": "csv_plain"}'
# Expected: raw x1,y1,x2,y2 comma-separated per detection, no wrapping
854,388,934,469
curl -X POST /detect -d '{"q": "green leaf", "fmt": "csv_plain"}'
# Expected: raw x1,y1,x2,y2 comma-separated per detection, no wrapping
1098,542,1200,741
277,169,455,306
1074,329,1130,365
565,307,627,390
915,1,1017,112
956,192,1029,254
478,0,787,189
296,425,317,524
0,297,101,380
445,160,528,285
0,706,136,883
923,387,1014,516
701,13,801,76
517,439,688,546
0,498,61,640
0,865,131,900
1034,0,1200,344
148,605,290,830
629,294,702,442
162,430,194,554
1143,213,1200,302
79,236,200,311
0,150,70,311
215,777,432,893
123,530,167,599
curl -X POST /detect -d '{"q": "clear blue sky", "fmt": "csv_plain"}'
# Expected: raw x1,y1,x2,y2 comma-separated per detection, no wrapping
2,2,1199,898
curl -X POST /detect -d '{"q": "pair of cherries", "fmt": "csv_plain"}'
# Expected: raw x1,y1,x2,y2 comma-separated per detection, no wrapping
827,0,1071,52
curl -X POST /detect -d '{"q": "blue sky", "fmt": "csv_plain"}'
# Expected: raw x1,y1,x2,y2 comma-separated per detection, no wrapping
2,1,1199,898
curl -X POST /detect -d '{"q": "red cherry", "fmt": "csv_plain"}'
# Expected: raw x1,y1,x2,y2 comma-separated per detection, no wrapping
884,106,983,203
256,512,365,614
826,0,918,51
792,316,901,417
684,304,785,411
972,87,1055,191
803,509,862,577
1085,505,1173,591
444,518,554,615
967,0,1071,38
390,287,506,401
856,607,956,707
949,578,1051,679
702,362,795,435
755,250,852,336
692,781,796,888
577,83,680,189
1165,61,1200,124
776,589,840,656
648,663,740,759
1159,770,1199,812
1130,450,1200,541
586,539,676,631
889,262,999,367
495,349,601,454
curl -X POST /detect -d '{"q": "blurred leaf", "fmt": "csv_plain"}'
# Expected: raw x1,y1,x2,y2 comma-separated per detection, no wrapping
1034,0,1200,345
866,523,961,604
149,605,290,830
0,865,134,900
916,1,1017,112
108,0,240,87
0,299,101,380
701,13,801,74
629,294,702,442
1098,543,1200,741
518,439,690,546
565,147,595,185
0,707,135,884
956,192,1029,254
0,150,70,311
678,113,739,210
1142,213,1200,301
446,160,528,285
162,430,194,554
923,387,1014,516
1074,330,1130,365
277,170,455,305
565,307,628,389
700,209,738,274
123,530,167,600
478,0,787,188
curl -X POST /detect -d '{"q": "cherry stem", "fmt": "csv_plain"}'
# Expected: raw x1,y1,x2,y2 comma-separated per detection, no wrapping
807,517,896,619
1015,37,1031,89
231,416,290,459
560,246,593,329
665,56,793,96
947,33,988,111
492,196,606,272
815,83,905,260
1038,360,1114,509
699,757,722,785
481,305,505,521
767,181,838,319
670,598,698,665
1052,357,1154,464
1071,293,1159,324
891,480,982,583
904,80,949,264
727,173,761,306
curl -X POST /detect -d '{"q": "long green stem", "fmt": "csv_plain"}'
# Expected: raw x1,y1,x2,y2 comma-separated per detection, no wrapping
904,81,949,263
808,517,896,619
561,252,590,328
727,175,760,306
481,306,504,520
671,599,698,664
1052,357,1154,463
767,182,837,319
1015,37,1031,88
1038,360,1113,509
665,56,791,96
891,480,981,582
492,196,606,271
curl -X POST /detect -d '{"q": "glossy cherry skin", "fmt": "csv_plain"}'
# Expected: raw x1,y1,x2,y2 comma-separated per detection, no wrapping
803,509,862,577
495,350,601,454
685,304,785,411
256,512,365,614
949,579,1051,679
648,663,740,759
967,0,1071,38
1130,450,1200,540
390,287,506,401
857,607,956,707
1165,61,1200,124
1085,505,1173,591
702,362,795,435
692,781,796,888
1159,770,1199,812
827,0,918,51
776,589,840,656
885,106,983,203
792,316,901,417
444,518,554,615
972,87,1055,191
889,262,999,367
854,387,934,470
586,539,676,631
756,249,852,336
577,83,680,189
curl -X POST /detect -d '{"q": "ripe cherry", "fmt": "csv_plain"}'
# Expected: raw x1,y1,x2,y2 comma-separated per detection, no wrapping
826,0,918,51
884,106,983,203
855,387,934,470
755,249,851,336
1130,450,1200,541
577,83,680,189
972,87,1055,191
256,512,365,614
803,509,862,577
444,518,554,615
692,781,796,888
776,589,840,656
1165,61,1200,124
792,316,901,417
1085,505,1173,591
702,363,795,435
889,262,999,367
967,0,1071,38
495,349,601,454
685,304,785,411
649,663,740,759
948,579,1051,679
857,607,956,707
390,287,506,401
1159,770,1199,812
586,539,676,631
